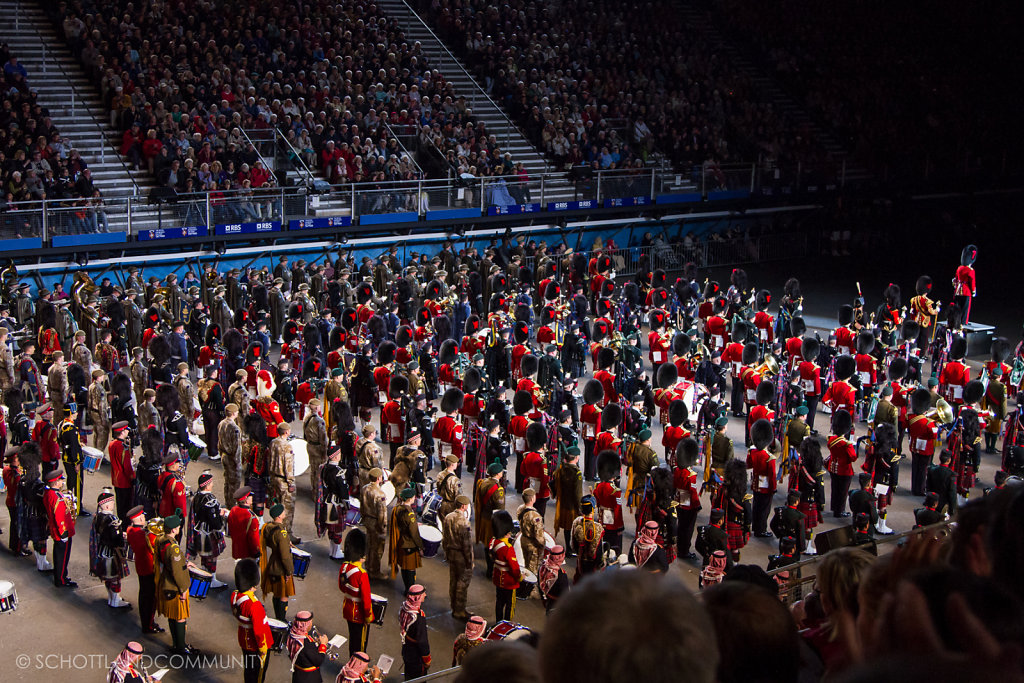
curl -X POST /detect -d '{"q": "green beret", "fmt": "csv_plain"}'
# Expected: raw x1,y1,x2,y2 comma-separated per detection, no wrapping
927,377,939,388
163,508,184,533
269,503,285,519
399,486,416,501
638,428,652,441
567,445,581,457
487,462,504,476
796,405,809,416
331,368,344,378
715,416,729,429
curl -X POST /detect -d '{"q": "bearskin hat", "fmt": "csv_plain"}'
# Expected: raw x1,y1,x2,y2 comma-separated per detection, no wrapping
513,390,534,416
673,332,691,358
111,372,133,401
512,321,529,344
355,281,374,305
234,558,261,592
539,280,557,303
731,268,748,292
149,333,171,365
834,354,856,381
657,362,679,390
332,399,355,433
376,340,396,365
597,254,613,273
949,335,968,361
874,422,897,457
590,319,611,343
601,278,615,298
647,268,663,288
340,307,358,331
583,379,605,405
302,358,323,381
831,409,853,436
838,304,854,327
784,277,801,300
514,304,531,325
883,283,901,309
741,342,759,367
712,296,727,314
223,328,244,357
915,275,933,296
489,294,507,312
731,321,749,344
946,302,964,331
283,320,301,344
902,319,921,342
910,387,932,416
751,419,774,450
540,306,556,326
521,265,536,286
622,281,639,307
326,327,344,352
651,466,675,508
141,426,164,461
388,373,409,399
649,308,668,331
287,301,303,321
588,298,608,320
526,422,548,451
887,357,908,381
232,308,249,330
396,276,413,303
465,314,481,337
438,339,458,366
433,314,452,343
961,244,978,267
366,315,386,344
462,367,482,395
756,381,776,407
16,440,41,478
651,288,670,308
396,325,413,348
303,324,322,352
964,379,985,406
155,383,180,417
520,353,539,378
683,262,697,281
856,330,875,355
801,337,821,362
675,277,694,302
245,341,263,367
597,347,616,370
343,528,367,561
205,323,222,346
66,362,87,393
597,449,620,482
491,510,515,539
601,402,623,431
992,337,1012,363
703,281,720,300
669,399,688,427
36,300,56,330
415,306,431,328
789,317,807,338
755,289,771,312
441,387,464,414
490,273,508,296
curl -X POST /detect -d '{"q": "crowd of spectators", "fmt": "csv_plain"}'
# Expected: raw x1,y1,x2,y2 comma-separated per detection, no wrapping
49,0,537,213
1,42,108,238
416,0,832,180
707,0,1021,182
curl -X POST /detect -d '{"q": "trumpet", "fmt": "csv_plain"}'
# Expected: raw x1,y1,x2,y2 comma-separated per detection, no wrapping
310,625,341,660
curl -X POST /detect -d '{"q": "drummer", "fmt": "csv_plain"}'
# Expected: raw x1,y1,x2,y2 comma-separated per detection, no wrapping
388,486,423,592
186,470,228,589
260,502,296,621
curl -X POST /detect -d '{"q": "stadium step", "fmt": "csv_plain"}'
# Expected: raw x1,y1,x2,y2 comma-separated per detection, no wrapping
377,0,576,201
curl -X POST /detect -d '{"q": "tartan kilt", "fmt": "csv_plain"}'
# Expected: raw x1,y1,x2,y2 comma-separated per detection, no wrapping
247,475,268,507
957,468,976,495
726,521,749,550
798,501,821,530
876,491,892,512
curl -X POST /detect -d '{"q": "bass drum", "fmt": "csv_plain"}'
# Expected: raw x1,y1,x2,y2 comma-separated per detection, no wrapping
486,620,533,642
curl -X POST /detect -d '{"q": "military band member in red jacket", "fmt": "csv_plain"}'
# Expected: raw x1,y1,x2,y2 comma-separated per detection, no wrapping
489,510,522,622
44,467,77,587
827,409,858,517
228,486,261,560
339,528,374,657
232,557,273,683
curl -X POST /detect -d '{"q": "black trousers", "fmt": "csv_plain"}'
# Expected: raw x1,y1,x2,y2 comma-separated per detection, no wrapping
401,568,417,593
242,651,269,683
677,507,700,556
347,619,368,657
731,378,745,416
65,463,83,514
604,528,623,555
752,492,773,535
535,496,548,520
911,454,932,496
389,442,400,470
584,440,596,480
6,504,22,553
805,396,819,432
53,536,72,585
115,486,132,523
495,586,514,622
831,475,852,515
139,573,157,631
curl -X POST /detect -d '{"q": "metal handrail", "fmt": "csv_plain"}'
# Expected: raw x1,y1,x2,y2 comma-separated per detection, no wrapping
21,3,143,196
238,129,278,183
387,0,547,171
272,128,319,188
382,120,425,175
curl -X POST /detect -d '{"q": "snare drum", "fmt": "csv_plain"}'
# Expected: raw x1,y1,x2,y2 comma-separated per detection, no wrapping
188,568,213,599
370,593,388,626
291,547,311,579
267,618,289,652
345,497,362,526
486,620,532,642
419,524,443,558
187,434,206,462
420,490,443,525
290,438,310,477
516,570,537,599
380,481,396,507
82,446,103,473
544,531,555,549
0,580,18,614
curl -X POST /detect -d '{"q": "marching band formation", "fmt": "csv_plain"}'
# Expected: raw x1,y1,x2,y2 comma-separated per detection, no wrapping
0,237,1019,682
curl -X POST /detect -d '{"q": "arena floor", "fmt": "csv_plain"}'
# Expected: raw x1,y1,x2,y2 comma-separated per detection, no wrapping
0,259,1004,682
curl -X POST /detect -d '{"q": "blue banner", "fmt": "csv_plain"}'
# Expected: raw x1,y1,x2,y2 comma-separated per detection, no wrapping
288,216,352,230
0,237,43,251
52,231,128,247
603,196,651,208
547,199,598,212
213,220,281,235
656,192,703,204
487,203,540,216
137,225,208,241
359,212,418,225
425,208,481,221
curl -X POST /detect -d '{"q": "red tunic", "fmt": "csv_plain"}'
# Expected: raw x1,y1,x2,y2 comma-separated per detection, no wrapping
855,353,877,386
432,415,464,458
126,525,156,575
157,471,187,518
834,327,855,356
33,420,61,463
254,397,285,437
232,590,273,652
594,370,617,407
581,403,602,441
740,367,761,405
822,380,856,415
228,505,261,559
339,561,373,623
748,404,775,432
939,361,970,405
722,341,745,377
511,344,530,382
662,426,691,464
826,436,857,476
954,265,976,297
648,331,669,365
383,400,404,443
798,361,821,397
907,415,939,457
373,366,391,405
44,487,75,540
747,448,777,494
673,467,701,510
595,431,621,455
109,439,135,489
490,538,521,589
521,451,550,498
753,311,774,344
785,337,803,371
592,480,624,530
706,316,728,351
537,326,555,346
461,336,484,356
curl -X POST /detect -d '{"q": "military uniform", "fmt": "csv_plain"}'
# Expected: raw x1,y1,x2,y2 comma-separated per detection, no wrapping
218,416,243,506
711,431,734,477
268,435,296,534
388,502,423,587
551,461,582,544
260,520,296,620
47,362,69,417
436,469,462,521
517,504,546,576
474,474,505,548
361,481,388,578
129,358,150,406
87,374,111,452
228,377,250,419
0,337,15,392
58,415,84,515
174,374,197,428
570,514,606,581
154,530,192,650
303,410,328,496
441,507,474,618
356,436,383,489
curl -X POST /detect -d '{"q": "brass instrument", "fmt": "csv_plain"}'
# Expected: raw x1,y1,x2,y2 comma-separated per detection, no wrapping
752,355,780,378
923,398,955,426
72,272,96,309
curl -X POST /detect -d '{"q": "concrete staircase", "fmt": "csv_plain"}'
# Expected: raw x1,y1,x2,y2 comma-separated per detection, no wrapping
676,1,872,184
378,0,583,203
0,0,167,232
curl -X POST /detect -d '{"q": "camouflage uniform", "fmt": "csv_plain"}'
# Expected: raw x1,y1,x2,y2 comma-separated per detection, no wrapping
218,415,243,504
47,362,69,417
517,504,546,575
268,435,296,533
87,376,110,452
129,358,149,406
356,436,383,489
361,481,388,577
442,508,474,617
303,411,328,497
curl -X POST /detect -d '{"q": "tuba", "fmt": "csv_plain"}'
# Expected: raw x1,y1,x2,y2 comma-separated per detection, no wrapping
923,398,955,426
753,355,780,378
72,272,97,310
